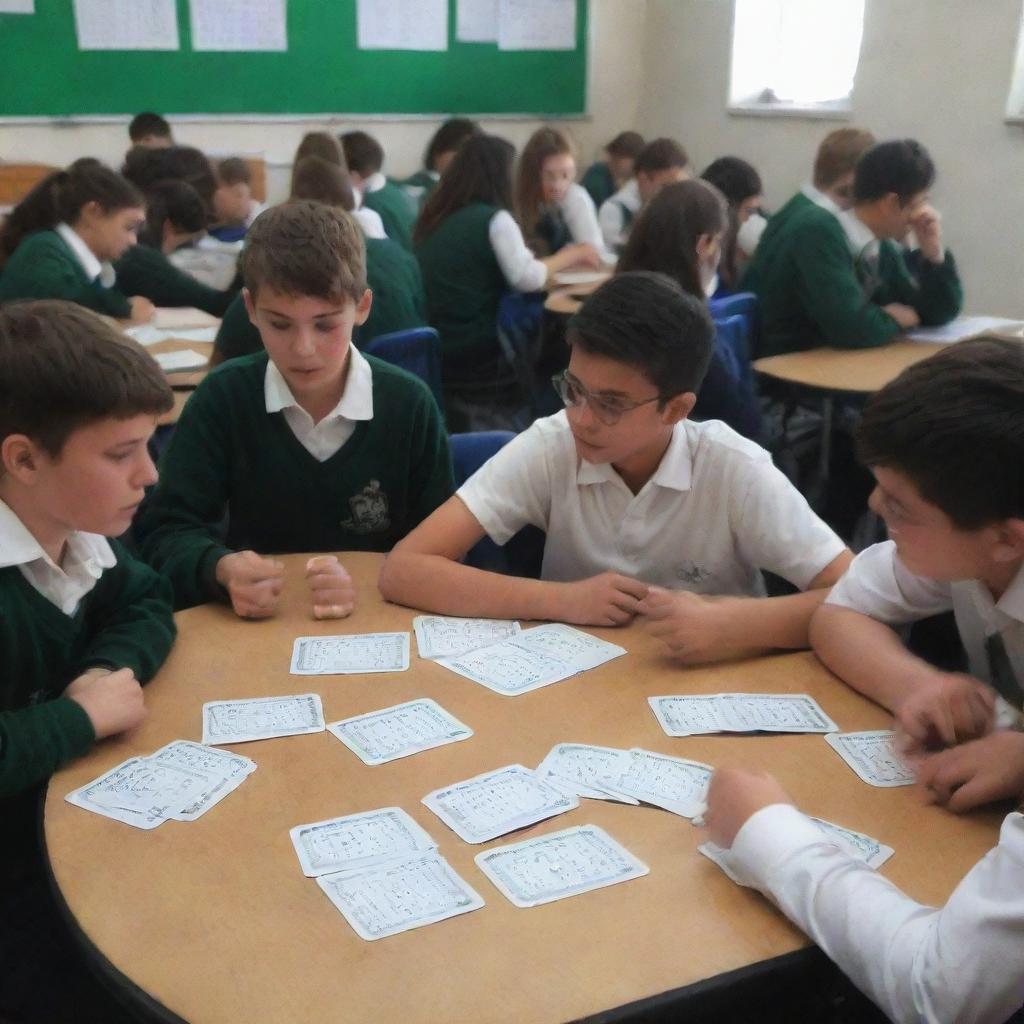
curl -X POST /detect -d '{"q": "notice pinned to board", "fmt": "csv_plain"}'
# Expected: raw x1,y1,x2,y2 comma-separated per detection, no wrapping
0,1,34,13
73,0,179,50
190,0,287,52
456,0,497,43
497,0,576,51
357,0,448,52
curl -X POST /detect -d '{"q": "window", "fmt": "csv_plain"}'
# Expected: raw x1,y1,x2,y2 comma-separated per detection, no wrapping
1006,6,1024,122
729,0,866,115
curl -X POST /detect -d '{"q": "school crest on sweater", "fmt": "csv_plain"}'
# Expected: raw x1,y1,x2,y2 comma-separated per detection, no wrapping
341,480,391,534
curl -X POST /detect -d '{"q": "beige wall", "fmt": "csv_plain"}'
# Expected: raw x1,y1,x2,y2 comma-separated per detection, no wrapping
638,0,1024,317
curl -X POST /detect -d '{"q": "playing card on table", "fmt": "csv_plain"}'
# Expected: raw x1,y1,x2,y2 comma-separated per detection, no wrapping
536,743,638,804
605,749,713,819
825,730,915,787
150,740,256,821
201,693,325,745
649,693,839,736
413,615,521,660
290,633,410,675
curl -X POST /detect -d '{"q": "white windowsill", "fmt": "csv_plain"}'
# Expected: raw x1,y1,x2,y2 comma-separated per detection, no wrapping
727,102,853,122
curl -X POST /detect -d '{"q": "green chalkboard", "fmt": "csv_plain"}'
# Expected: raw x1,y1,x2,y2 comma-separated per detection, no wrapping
0,0,587,118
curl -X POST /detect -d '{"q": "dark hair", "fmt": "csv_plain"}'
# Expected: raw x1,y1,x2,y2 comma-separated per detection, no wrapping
0,163,143,269
635,138,689,176
137,180,207,249
415,134,516,242
568,271,715,399
813,127,876,190
606,131,645,160
340,131,384,176
617,179,728,299
129,112,172,143
700,157,762,209
290,157,356,212
243,200,366,303
0,300,172,457
122,145,217,216
294,132,345,168
217,157,251,187
424,118,480,172
858,338,1024,529
515,126,575,237
854,139,934,205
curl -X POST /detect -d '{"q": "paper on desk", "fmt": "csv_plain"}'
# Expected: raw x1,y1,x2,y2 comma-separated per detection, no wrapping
649,694,839,737
201,693,325,745
152,306,220,331
476,824,649,908
328,698,472,765
605,749,713,819
154,349,208,372
825,730,916,788
290,632,410,675
413,614,521,660
150,740,256,821
536,743,638,804
437,623,625,696
125,324,217,347
906,316,1024,344
423,763,578,843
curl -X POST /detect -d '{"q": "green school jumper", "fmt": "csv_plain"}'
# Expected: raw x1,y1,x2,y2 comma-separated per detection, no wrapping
135,351,454,609
115,244,238,317
363,181,417,252
399,170,439,211
741,203,962,357
414,202,509,384
1,543,175,872
0,229,131,318
581,162,615,208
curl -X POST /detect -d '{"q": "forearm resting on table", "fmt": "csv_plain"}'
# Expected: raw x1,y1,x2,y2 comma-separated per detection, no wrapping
715,587,838,655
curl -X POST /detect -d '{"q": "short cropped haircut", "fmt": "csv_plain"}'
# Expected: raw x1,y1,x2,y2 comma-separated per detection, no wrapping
568,271,714,400
290,157,356,212
635,138,689,176
700,156,762,208
340,131,384,176
0,301,172,458
129,112,171,142
242,200,367,303
606,131,645,160
858,338,1024,529
217,157,251,187
812,128,876,189
138,180,207,248
854,139,935,205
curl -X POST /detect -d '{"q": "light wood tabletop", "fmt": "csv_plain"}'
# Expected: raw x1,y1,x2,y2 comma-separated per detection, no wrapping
44,552,1001,1024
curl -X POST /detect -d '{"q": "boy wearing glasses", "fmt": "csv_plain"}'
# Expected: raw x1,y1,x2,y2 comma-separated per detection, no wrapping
380,272,851,663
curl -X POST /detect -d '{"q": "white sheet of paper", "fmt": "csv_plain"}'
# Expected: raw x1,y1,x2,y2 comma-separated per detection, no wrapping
126,325,217,347
456,0,497,42
152,306,220,330
0,1,34,13
497,0,575,50
190,0,287,51
437,623,626,697
290,807,437,877
476,824,649,908
317,851,484,940
413,615,520,660
201,694,325,745
73,0,178,50
649,694,839,736
167,246,239,290
423,764,578,844
357,0,448,51
906,316,1024,344
536,743,638,804
552,270,610,286
150,740,256,821
327,699,472,765
290,633,410,675
607,749,713,818
154,349,207,372
825,730,915,787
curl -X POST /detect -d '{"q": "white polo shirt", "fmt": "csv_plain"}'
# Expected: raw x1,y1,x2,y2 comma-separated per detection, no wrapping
457,412,845,595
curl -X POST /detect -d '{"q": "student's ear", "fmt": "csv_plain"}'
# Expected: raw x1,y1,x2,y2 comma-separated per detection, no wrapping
660,391,697,425
1,435,42,483
354,288,373,326
242,287,257,326
696,233,716,262
991,519,1024,563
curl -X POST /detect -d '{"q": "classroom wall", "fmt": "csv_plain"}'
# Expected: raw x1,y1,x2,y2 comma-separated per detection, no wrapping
637,0,1024,317
0,0,647,203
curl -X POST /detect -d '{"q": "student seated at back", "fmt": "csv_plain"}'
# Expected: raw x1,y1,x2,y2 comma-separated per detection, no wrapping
598,137,688,254
115,179,238,316
617,180,762,442
515,126,611,261
580,130,645,209
136,201,452,616
400,117,480,208
0,162,154,324
128,111,174,150
209,157,266,243
413,134,599,432
380,272,851,662
0,300,176,1024
699,156,765,292
341,130,417,252
744,139,961,357
703,339,1024,1024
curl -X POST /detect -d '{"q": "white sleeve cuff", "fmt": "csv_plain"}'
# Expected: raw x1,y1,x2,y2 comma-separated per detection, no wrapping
730,803,831,888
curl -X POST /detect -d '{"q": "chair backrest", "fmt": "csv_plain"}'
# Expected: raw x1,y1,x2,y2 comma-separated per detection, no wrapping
709,290,759,361
450,430,516,487
0,163,57,207
364,326,444,409
712,313,752,386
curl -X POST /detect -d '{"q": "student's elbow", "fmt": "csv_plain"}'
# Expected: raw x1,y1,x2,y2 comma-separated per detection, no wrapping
808,601,855,661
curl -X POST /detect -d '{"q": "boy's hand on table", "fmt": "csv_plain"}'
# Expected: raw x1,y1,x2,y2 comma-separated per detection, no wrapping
216,550,285,620
556,573,648,626
563,242,602,270
883,302,920,330
638,587,734,664
915,730,1024,812
128,296,155,324
67,667,147,740
895,670,996,753
704,767,795,849
306,555,356,620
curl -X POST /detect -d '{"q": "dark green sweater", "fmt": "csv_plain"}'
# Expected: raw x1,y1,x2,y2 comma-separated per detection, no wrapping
742,203,963,357
363,180,417,252
580,162,615,208
115,243,238,316
0,229,132,318
136,351,453,609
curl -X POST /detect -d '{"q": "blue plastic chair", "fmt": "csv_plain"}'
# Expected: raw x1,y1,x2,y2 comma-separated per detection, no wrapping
450,431,545,578
364,327,444,410
709,291,759,361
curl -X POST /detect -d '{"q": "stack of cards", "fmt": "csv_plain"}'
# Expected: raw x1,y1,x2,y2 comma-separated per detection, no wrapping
202,694,326,745
436,623,626,697
536,743,638,804
290,633,410,675
649,694,838,737
413,615,521,660
327,699,473,765
825,730,916,787
65,740,256,829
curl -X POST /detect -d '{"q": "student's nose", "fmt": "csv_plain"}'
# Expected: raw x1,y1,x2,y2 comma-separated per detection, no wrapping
136,448,159,489
292,326,317,357
569,397,599,431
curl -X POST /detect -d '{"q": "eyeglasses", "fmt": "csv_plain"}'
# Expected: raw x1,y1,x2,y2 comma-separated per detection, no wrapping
551,370,662,427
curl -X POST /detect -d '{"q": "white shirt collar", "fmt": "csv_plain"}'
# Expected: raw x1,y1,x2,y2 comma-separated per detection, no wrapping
575,420,693,493
801,183,840,216
55,222,116,288
264,346,374,423
837,208,880,261
364,171,387,194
